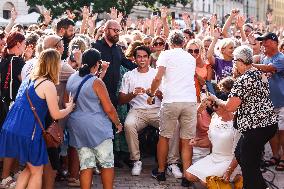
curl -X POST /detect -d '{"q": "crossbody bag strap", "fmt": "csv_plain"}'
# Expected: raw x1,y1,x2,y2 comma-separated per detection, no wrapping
25,80,46,133
73,74,94,103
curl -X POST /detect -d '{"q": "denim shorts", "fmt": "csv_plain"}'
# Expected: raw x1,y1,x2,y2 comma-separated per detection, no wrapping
77,139,114,170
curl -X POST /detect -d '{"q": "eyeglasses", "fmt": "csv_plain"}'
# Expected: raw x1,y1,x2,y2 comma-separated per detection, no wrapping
153,41,165,46
188,49,200,54
54,38,63,48
108,28,121,33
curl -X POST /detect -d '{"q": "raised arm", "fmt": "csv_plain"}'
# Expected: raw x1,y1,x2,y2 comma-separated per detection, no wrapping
207,28,221,65
160,7,169,38
235,15,247,42
222,9,239,38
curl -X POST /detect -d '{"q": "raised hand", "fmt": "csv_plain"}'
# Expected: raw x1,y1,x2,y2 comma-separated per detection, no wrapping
43,10,52,25
82,6,89,20
236,15,246,29
108,7,118,20
100,61,110,72
267,12,273,23
11,7,17,21
212,27,221,39
209,14,217,26
160,6,168,19
117,12,123,23
230,8,240,18
182,12,190,22
66,9,75,20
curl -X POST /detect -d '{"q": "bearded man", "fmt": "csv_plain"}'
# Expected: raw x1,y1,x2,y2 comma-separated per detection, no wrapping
91,20,136,107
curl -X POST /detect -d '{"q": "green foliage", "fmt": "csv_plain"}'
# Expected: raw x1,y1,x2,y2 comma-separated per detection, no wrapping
25,0,184,17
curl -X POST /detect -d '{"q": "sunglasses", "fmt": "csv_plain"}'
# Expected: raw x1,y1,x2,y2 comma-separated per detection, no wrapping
188,49,200,54
153,42,165,46
233,58,244,64
108,28,121,33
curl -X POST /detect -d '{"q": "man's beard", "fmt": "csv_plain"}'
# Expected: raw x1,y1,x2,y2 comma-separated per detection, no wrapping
107,34,119,44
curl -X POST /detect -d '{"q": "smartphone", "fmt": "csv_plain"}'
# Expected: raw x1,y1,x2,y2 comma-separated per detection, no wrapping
205,81,216,96
72,44,79,51
171,12,176,19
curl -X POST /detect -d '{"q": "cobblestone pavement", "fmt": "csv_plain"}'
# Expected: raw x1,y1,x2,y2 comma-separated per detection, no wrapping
55,145,284,189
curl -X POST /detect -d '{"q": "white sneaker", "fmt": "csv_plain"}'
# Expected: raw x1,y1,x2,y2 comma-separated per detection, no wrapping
0,176,16,189
131,161,142,176
167,164,182,179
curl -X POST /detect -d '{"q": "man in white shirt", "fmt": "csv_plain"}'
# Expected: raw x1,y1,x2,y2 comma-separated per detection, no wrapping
119,46,181,178
147,30,197,185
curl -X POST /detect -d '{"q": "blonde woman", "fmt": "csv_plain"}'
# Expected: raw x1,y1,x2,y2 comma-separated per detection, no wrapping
207,28,234,82
0,49,74,189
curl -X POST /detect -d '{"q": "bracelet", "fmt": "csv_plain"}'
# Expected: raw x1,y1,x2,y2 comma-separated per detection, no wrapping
146,91,155,97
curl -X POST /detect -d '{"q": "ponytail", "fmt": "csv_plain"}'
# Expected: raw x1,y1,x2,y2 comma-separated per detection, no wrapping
78,64,91,77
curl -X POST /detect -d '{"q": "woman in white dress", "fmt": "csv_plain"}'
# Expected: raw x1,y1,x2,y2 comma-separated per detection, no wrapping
184,88,241,187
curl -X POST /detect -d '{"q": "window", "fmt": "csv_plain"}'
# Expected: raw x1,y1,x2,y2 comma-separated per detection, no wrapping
3,10,11,19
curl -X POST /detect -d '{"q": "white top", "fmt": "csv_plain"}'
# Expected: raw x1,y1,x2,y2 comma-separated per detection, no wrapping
156,48,197,103
21,58,38,80
186,114,241,182
119,68,161,109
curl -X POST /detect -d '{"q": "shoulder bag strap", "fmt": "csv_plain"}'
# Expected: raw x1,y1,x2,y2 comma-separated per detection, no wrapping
26,81,46,133
73,74,94,103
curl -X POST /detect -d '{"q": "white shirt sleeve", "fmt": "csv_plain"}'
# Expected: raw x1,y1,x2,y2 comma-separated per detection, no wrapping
119,72,130,94
156,51,167,68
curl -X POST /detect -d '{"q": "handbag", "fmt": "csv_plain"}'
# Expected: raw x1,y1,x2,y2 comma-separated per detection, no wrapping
26,85,63,148
206,176,232,189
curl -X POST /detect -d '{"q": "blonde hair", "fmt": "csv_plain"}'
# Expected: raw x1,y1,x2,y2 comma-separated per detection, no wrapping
31,49,61,84
186,39,203,51
218,38,234,50
216,38,234,57
68,37,87,54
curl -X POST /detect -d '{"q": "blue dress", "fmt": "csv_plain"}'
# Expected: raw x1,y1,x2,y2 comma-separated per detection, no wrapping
0,79,48,166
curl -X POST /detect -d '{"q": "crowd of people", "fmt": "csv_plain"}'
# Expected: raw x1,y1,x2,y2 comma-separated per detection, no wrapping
0,5,284,189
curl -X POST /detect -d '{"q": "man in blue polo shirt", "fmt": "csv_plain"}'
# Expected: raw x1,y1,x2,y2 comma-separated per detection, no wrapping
253,32,284,171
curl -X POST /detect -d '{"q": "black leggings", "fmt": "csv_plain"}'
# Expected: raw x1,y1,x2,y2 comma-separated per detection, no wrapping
235,124,277,189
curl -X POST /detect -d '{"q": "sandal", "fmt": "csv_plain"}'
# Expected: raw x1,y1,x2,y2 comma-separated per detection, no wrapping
275,160,284,171
67,178,80,187
263,156,280,167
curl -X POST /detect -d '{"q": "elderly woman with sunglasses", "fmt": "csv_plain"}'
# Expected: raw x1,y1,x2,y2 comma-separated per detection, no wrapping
208,45,278,189
149,36,166,68
186,39,209,103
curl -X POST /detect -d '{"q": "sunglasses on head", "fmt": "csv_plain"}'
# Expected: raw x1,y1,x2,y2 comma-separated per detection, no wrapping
233,58,244,64
188,49,200,54
153,41,164,46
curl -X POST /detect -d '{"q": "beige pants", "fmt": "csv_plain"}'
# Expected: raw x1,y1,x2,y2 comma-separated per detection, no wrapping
124,107,180,163
160,102,197,139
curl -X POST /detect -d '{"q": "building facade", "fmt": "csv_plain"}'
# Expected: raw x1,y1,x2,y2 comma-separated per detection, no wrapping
0,0,40,19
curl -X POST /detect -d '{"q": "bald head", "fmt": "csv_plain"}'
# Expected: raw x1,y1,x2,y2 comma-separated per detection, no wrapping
43,35,62,50
104,20,121,30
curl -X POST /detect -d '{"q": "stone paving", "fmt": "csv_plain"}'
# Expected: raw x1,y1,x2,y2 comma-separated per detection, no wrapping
55,144,284,189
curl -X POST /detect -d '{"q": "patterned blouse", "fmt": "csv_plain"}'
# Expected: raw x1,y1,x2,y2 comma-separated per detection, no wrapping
229,69,277,133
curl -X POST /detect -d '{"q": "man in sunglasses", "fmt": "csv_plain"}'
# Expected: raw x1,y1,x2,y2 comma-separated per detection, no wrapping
253,32,284,172
92,20,137,167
